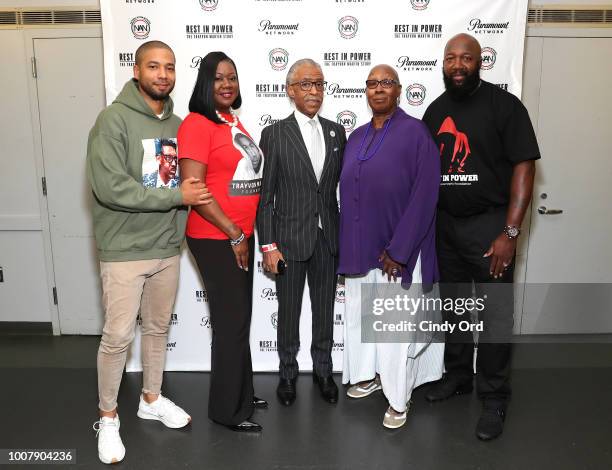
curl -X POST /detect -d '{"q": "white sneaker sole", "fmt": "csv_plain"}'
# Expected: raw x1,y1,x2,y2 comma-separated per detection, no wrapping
137,409,191,429
346,383,382,399
98,450,125,465
383,413,407,429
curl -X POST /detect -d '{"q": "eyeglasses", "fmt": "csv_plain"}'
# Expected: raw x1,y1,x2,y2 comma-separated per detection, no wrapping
365,79,398,89
289,80,327,91
161,154,177,163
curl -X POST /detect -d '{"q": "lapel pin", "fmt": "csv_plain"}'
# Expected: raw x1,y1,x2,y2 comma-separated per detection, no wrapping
330,130,336,137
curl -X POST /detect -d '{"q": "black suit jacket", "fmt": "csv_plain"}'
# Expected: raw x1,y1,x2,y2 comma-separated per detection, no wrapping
257,113,347,261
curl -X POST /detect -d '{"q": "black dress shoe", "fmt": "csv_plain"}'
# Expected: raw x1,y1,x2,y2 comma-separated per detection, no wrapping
313,374,339,404
476,401,506,441
425,375,473,402
226,420,262,433
253,395,268,409
277,378,296,406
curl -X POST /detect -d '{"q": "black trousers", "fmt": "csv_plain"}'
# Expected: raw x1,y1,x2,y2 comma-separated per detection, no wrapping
187,236,254,425
437,208,514,402
276,229,337,379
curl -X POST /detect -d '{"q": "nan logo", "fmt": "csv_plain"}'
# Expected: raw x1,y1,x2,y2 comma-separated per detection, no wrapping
480,47,497,70
410,0,430,10
338,16,358,39
269,48,289,71
199,0,219,11
271,312,278,329
336,110,357,133
166,341,177,352
406,83,426,106
130,16,150,40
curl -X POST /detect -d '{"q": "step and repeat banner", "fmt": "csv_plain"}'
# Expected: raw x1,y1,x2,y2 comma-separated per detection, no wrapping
99,0,529,372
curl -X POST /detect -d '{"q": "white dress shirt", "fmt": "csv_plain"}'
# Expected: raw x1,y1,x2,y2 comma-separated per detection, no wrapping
294,109,325,228
294,109,327,181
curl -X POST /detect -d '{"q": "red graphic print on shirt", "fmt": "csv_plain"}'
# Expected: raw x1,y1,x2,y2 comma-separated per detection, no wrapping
437,117,471,174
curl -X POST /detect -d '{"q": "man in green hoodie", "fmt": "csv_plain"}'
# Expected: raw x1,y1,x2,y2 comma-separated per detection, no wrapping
86,40,211,465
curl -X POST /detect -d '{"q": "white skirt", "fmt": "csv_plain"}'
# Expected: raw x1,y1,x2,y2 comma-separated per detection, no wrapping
342,257,444,412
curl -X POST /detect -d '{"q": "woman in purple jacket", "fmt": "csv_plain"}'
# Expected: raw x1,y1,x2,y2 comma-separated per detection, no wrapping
338,64,444,429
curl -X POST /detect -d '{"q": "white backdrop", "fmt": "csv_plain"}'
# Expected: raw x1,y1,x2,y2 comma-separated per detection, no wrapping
98,0,529,372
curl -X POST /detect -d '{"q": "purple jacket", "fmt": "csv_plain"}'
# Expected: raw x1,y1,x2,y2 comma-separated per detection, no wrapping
337,108,440,287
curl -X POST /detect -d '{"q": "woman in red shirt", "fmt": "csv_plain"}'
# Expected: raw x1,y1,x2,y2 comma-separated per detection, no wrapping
178,52,265,432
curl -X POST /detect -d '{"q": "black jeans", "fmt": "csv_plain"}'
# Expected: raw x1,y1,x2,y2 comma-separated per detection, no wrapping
437,208,514,403
187,236,255,425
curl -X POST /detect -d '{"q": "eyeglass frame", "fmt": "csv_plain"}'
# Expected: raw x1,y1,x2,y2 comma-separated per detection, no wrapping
365,79,399,89
288,80,328,92
159,153,177,163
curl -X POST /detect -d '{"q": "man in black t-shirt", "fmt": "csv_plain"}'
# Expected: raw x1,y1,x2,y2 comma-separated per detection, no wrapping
422,33,540,441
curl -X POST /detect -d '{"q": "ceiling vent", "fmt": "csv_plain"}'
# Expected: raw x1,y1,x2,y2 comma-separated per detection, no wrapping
0,8,101,29
528,5,612,26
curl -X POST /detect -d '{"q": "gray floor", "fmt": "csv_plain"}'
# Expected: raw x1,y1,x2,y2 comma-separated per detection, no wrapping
1,336,611,470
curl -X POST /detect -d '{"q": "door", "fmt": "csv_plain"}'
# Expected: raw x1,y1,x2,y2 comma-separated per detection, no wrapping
34,37,106,334
521,37,612,334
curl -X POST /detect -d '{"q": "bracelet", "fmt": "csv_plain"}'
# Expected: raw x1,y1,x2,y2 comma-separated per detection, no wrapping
503,225,521,239
261,243,277,253
229,231,245,246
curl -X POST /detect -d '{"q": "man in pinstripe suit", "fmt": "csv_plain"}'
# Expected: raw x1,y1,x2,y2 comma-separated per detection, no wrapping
257,59,346,406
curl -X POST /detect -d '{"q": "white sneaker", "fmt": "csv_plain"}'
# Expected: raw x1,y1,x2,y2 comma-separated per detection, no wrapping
93,415,125,464
137,394,191,428
347,377,382,399
382,403,410,429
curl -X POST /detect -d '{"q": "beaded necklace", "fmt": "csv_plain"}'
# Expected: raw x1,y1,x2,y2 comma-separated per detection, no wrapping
215,108,238,127
356,110,395,161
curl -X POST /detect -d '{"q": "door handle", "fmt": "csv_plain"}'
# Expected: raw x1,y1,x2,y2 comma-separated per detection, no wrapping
538,206,563,215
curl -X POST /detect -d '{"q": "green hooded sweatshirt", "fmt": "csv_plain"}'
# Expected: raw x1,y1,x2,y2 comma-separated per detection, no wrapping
86,79,186,262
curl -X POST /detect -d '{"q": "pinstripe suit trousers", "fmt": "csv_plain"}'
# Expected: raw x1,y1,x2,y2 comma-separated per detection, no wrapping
276,229,337,379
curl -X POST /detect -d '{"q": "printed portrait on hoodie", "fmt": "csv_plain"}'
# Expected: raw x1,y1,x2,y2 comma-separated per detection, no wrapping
142,138,180,189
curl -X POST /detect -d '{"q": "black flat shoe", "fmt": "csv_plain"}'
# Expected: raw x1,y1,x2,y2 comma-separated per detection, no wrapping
425,375,473,402
277,378,297,406
476,401,506,441
226,420,262,433
253,395,268,409
313,374,339,404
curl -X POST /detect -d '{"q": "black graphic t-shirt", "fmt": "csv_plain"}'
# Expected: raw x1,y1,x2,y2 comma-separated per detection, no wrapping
422,80,540,217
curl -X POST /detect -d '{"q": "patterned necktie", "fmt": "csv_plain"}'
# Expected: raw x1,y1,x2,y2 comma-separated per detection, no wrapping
308,119,324,183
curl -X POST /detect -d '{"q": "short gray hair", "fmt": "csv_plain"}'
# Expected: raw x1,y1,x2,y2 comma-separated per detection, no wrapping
285,58,323,90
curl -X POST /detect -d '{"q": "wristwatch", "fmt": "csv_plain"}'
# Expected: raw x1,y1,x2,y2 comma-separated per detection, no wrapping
503,225,521,240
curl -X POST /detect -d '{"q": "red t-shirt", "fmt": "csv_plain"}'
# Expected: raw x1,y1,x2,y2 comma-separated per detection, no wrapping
177,112,263,239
